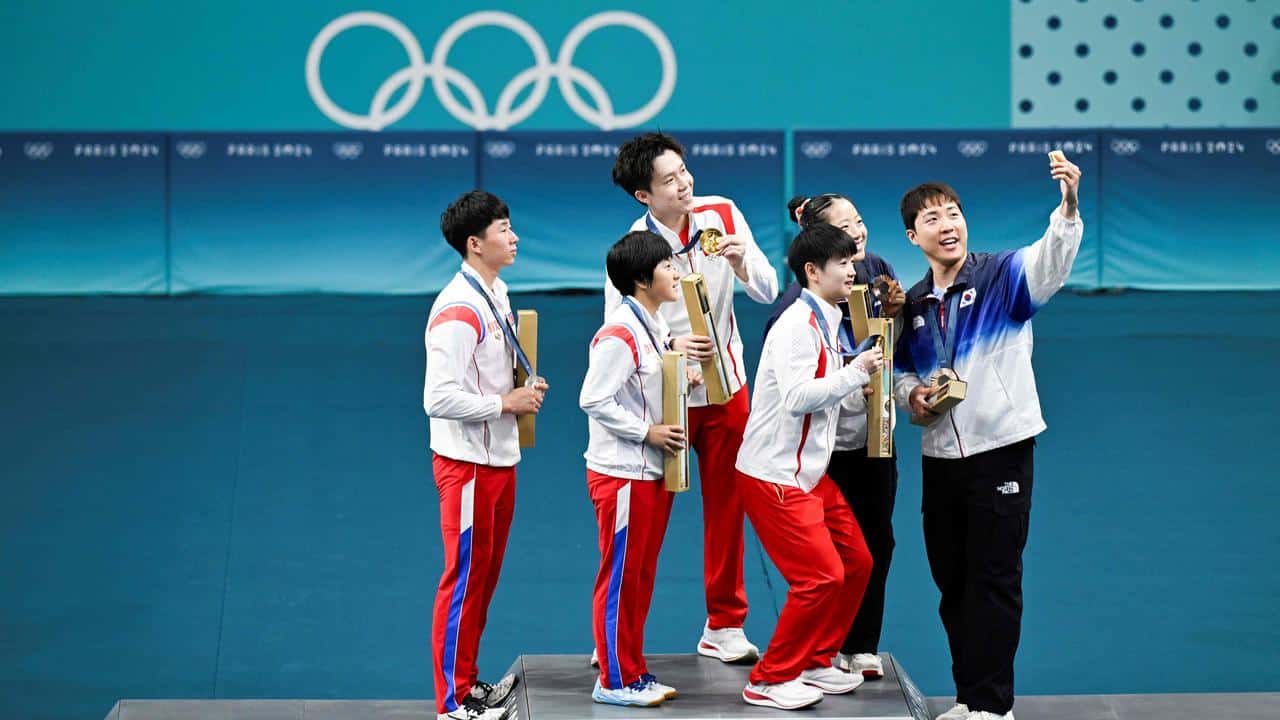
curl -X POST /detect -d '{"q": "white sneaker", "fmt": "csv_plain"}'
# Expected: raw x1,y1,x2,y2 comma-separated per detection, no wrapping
589,648,598,667
968,712,1013,720
799,666,863,694
844,653,885,676
640,673,678,700
592,678,667,707
936,702,970,720
837,652,884,679
741,678,823,710
697,622,760,663
439,696,507,720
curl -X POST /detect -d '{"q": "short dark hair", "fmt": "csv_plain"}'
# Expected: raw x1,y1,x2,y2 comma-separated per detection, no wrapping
786,223,857,288
606,230,673,296
787,193,850,227
900,182,963,230
440,190,510,258
612,132,685,200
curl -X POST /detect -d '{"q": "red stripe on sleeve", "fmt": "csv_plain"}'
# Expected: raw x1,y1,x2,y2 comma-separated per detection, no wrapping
693,202,736,234
592,324,640,367
429,304,483,339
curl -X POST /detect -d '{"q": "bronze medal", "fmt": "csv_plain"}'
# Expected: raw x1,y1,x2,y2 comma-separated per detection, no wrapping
872,275,894,302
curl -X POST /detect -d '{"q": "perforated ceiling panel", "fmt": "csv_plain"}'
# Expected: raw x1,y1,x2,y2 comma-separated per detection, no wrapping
1012,0,1280,127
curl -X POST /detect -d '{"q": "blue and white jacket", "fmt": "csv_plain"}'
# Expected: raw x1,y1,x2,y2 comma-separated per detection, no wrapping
893,209,1083,459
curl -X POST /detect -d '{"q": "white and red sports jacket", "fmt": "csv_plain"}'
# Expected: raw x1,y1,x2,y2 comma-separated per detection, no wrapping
605,195,778,407
736,289,871,492
580,299,674,481
423,262,519,467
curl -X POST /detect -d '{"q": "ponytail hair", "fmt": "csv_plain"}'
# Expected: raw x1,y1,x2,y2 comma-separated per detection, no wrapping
786,192,850,228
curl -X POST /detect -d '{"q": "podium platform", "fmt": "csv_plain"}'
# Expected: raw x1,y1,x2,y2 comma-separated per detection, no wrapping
501,652,928,719
101,656,1280,719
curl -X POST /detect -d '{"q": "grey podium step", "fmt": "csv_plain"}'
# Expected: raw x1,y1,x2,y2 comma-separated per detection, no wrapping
505,652,926,719
103,652,927,720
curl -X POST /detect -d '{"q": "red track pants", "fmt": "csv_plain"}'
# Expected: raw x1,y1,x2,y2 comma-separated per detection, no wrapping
431,454,515,714
738,471,872,684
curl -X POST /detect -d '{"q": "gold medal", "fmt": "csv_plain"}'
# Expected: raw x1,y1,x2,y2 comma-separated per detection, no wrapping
699,227,723,255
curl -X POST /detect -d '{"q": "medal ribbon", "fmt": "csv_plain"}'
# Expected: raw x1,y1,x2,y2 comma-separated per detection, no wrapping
645,212,705,256
923,290,963,370
800,291,857,359
621,296,665,359
459,271,534,377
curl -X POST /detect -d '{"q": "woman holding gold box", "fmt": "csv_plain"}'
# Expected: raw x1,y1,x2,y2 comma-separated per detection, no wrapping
735,223,882,709
581,230,703,708
763,193,906,681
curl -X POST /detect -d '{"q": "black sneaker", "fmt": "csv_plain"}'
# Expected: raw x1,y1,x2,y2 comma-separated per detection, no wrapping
469,673,519,706
440,695,507,720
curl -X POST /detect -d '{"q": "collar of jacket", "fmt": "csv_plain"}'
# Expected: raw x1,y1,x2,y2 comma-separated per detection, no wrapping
906,252,976,303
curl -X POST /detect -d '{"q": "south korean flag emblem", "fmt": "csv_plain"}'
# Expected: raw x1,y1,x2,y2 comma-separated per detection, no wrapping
960,288,977,309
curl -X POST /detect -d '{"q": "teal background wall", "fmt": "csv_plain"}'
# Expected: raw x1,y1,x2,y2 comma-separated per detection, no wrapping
3,292,1279,720
0,1,1013,131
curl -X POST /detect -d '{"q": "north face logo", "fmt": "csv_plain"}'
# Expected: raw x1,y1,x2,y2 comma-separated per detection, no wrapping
997,481,1020,495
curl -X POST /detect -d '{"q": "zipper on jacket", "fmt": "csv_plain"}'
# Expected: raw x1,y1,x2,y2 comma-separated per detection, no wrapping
948,412,965,458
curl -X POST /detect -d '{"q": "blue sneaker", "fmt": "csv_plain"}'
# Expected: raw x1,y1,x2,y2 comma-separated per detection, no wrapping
592,678,667,706
640,673,677,700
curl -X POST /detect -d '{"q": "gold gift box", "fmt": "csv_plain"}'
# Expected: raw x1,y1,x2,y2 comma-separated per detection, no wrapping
680,274,731,405
909,371,968,426
513,309,538,448
662,351,691,492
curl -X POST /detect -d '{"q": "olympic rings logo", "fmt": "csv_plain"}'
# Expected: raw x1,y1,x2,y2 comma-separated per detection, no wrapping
24,142,54,160
485,141,517,159
332,141,364,160
956,140,988,158
175,141,207,160
1110,138,1140,156
306,11,677,131
799,141,832,160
